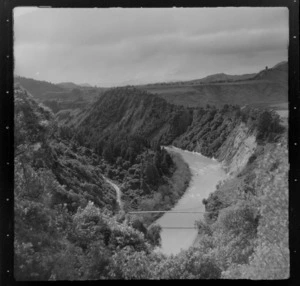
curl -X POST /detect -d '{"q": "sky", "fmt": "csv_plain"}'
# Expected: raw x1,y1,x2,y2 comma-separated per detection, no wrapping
14,7,288,87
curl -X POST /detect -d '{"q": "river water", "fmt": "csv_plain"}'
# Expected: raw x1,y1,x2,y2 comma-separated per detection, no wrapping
156,146,227,256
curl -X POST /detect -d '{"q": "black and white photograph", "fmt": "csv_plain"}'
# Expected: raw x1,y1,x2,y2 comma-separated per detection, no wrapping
12,6,289,280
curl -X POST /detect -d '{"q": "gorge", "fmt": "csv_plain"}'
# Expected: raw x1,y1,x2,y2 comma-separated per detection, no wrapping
13,63,289,279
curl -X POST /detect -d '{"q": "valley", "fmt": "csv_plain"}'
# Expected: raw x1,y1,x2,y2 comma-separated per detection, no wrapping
14,61,289,280
8,4,294,281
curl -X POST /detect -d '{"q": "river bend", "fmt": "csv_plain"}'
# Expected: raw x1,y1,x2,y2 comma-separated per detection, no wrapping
156,146,226,255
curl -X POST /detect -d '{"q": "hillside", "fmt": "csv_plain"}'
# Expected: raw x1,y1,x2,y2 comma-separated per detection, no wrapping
67,87,193,146
59,87,193,222
57,82,81,90
14,85,118,211
14,85,195,280
252,61,288,85
66,87,284,160
15,76,105,114
80,83,93,88
64,86,285,230
138,61,288,108
14,85,158,279
193,127,288,279
190,72,256,84
14,76,65,100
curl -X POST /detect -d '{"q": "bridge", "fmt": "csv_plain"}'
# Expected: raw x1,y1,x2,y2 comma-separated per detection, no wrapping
126,210,206,229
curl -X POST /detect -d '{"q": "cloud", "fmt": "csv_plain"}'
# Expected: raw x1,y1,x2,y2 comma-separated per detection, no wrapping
14,7,288,86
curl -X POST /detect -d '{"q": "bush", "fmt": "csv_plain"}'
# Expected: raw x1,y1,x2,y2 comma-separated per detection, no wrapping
146,224,162,247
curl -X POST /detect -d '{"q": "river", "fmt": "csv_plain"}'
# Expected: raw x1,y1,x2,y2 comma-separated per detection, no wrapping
155,146,227,256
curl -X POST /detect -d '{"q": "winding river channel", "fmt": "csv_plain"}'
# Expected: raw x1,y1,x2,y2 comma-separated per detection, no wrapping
156,146,227,255
105,146,227,256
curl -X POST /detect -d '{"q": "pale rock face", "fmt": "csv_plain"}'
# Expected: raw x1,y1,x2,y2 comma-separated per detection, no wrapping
227,134,256,175
218,123,257,175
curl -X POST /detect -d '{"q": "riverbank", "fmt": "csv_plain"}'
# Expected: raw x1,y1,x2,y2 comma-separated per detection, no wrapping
102,148,192,228
137,151,192,226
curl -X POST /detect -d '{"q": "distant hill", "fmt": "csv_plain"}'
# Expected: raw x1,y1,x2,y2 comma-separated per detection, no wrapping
16,60,288,110
177,72,256,85
251,61,288,85
272,61,288,70
57,82,81,89
57,82,95,89
138,61,288,108
15,76,107,113
14,76,66,100
80,83,93,88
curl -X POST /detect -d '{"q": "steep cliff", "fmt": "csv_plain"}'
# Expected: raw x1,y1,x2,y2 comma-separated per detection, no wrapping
216,123,257,175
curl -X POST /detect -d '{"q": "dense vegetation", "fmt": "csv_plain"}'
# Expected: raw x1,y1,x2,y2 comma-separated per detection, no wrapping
57,87,196,222
65,86,283,160
14,87,117,212
14,86,195,280
195,135,289,279
14,83,288,280
67,87,193,145
173,104,284,158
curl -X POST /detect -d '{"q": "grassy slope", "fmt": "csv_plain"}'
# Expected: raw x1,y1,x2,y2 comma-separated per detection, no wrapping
138,62,288,108
140,80,287,108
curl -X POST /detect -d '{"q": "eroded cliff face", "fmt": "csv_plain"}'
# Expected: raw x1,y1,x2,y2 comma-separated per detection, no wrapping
216,123,257,176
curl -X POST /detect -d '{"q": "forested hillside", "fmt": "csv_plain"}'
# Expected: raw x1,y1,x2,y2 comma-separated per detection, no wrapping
14,86,193,280
57,88,193,224
66,86,283,165
67,87,192,145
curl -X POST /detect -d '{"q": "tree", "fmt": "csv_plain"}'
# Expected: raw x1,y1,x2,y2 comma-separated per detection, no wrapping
257,111,272,136
155,247,221,279
130,217,147,236
146,224,162,247
144,163,160,185
108,247,156,279
102,145,114,163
